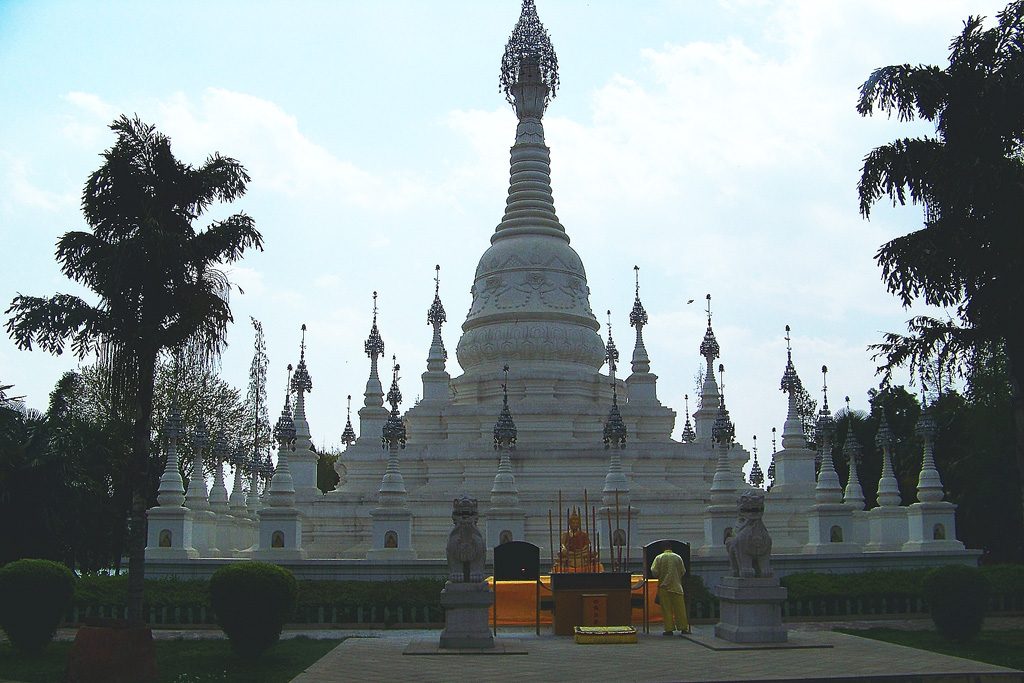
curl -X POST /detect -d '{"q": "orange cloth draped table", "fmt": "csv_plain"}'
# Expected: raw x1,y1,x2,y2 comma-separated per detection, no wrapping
486,576,662,625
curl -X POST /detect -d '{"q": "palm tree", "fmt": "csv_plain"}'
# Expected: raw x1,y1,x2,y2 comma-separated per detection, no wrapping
857,1,1024,529
6,115,262,618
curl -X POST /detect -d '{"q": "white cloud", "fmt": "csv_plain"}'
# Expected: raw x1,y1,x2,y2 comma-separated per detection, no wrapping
63,92,120,121
226,266,266,298
59,92,122,149
314,274,342,290
0,152,77,212
153,89,447,212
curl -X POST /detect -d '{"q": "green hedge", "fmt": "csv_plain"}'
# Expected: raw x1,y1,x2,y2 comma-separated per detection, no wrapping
976,564,1024,597
0,559,76,652
923,565,990,642
211,562,297,656
686,574,715,618
73,574,210,609
779,565,1024,617
781,569,931,601
66,575,446,624
62,565,1023,625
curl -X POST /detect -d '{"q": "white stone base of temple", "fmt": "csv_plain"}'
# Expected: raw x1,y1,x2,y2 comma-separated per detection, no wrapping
256,507,305,559
864,507,910,552
804,504,861,553
368,507,416,559
698,504,737,557
145,508,198,560
189,509,219,557
903,502,963,553
486,508,525,549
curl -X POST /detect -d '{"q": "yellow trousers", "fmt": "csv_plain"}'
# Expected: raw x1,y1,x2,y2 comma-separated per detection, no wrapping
659,591,688,632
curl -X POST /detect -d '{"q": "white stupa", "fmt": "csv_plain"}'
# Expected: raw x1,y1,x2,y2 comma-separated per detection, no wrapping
302,0,779,559
147,0,972,577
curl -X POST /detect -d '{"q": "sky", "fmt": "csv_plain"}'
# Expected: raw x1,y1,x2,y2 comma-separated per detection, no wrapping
0,0,1009,470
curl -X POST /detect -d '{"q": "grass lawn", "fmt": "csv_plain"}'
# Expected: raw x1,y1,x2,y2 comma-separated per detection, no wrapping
836,628,1024,672
0,636,344,683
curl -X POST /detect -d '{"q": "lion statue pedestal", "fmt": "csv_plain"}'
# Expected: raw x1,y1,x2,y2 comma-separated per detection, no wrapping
439,495,494,650
714,489,788,644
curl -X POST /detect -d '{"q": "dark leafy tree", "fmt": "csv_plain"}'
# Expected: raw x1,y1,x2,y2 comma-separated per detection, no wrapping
79,359,246,479
0,375,129,571
794,381,818,451
316,446,341,494
857,1,1024,532
832,386,921,509
244,318,273,492
5,116,261,618
830,359,1021,556
931,346,1022,558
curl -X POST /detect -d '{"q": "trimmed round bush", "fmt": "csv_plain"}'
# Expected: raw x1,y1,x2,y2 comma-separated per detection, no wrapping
923,564,990,642
0,558,76,652
210,562,297,657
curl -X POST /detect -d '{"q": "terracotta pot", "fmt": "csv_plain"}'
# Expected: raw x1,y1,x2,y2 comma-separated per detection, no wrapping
63,618,158,683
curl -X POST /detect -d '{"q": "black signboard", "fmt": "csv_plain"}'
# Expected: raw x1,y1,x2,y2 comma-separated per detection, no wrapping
494,540,541,581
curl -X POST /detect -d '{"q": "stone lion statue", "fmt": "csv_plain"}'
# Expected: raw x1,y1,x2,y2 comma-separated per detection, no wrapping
446,495,486,583
724,489,773,578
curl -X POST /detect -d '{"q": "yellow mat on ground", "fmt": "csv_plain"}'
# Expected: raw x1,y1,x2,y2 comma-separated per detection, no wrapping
573,626,638,644
486,576,662,625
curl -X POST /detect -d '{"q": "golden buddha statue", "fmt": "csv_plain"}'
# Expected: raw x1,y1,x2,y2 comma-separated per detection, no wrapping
557,509,596,571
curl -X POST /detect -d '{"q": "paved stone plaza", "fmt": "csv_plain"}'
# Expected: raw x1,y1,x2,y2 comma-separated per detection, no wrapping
289,625,1023,683
3,622,1020,683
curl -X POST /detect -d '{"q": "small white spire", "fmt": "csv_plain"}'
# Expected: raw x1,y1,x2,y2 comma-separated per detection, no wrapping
710,364,738,504
780,325,808,450
491,365,520,507
629,266,650,375
341,395,356,447
695,294,721,441
184,419,211,512
875,414,901,507
156,402,186,507
915,395,945,503
208,433,230,511
363,292,385,409
681,394,696,443
842,398,865,510
228,445,247,514
266,365,297,507
378,357,408,506
422,266,452,402
814,365,843,504
749,435,765,488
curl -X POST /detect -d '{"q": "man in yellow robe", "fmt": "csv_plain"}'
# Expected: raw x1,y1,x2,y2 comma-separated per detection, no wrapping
651,541,688,635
